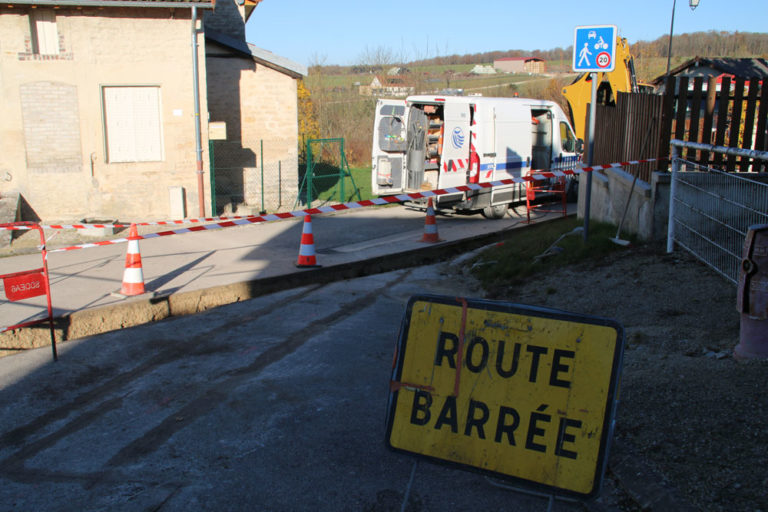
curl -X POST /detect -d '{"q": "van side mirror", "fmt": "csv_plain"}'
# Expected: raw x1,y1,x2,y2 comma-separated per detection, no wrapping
575,139,584,154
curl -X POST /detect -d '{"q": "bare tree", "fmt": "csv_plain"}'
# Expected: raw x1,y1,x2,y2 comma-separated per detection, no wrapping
357,45,397,69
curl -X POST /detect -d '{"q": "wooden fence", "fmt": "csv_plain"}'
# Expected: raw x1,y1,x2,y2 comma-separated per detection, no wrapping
590,76,768,182
592,92,663,182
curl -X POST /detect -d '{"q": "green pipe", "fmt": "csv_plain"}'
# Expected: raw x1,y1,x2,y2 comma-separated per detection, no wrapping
260,139,265,213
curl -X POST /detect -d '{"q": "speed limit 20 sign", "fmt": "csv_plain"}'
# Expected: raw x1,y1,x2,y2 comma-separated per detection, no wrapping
596,52,611,69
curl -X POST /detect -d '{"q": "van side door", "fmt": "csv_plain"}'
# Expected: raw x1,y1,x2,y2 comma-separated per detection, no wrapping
493,102,533,180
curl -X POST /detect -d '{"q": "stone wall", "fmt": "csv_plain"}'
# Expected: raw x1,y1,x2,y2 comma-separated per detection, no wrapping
578,167,768,244
577,168,671,242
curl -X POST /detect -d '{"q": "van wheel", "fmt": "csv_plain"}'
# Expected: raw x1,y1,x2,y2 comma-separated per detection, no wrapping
482,204,508,219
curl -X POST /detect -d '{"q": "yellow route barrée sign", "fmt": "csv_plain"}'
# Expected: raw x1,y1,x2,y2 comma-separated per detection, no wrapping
385,295,624,499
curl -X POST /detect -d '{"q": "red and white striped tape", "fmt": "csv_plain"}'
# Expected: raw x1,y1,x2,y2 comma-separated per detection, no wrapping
20,158,657,252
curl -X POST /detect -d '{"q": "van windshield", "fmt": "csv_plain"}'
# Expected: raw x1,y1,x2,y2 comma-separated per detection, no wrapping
379,105,405,117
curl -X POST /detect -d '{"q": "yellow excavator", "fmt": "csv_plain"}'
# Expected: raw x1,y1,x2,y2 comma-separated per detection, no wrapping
562,37,648,140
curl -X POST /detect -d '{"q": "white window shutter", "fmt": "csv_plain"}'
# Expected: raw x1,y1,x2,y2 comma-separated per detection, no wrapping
35,11,59,55
104,86,163,163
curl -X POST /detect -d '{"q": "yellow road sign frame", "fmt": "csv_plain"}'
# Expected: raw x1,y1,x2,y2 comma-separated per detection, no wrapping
385,295,624,499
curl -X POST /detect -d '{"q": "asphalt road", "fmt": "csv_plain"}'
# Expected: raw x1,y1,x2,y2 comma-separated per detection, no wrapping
0,261,609,511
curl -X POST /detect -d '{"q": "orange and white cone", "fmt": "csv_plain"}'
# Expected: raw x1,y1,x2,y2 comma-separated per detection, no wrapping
420,197,441,243
296,215,321,267
120,223,146,295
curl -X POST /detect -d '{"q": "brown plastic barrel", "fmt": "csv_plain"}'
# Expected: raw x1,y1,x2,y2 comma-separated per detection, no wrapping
735,224,768,359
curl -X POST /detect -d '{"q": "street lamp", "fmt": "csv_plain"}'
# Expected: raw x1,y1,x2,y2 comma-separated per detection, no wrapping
666,0,701,75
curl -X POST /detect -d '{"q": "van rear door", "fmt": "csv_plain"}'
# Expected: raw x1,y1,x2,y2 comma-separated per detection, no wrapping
372,99,408,195
438,101,471,190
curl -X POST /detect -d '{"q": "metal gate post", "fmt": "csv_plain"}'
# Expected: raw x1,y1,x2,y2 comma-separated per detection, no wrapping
38,226,57,361
209,139,217,215
666,142,681,253
260,139,265,213
339,138,345,202
306,138,313,207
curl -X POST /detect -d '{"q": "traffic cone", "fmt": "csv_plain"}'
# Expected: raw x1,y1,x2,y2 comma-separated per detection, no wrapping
420,197,441,243
119,223,146,295
296,215,321,267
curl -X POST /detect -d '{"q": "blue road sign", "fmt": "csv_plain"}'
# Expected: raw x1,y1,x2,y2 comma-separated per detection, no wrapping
573,25,617,72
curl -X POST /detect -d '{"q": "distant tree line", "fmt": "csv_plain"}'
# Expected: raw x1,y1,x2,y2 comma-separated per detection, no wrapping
382,31,768,68
630,31,768,60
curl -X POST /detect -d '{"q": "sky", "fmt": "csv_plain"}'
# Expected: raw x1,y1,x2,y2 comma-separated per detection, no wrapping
244,0,767,68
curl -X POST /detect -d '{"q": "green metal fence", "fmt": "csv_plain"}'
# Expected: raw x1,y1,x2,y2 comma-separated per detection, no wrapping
295,138,361,209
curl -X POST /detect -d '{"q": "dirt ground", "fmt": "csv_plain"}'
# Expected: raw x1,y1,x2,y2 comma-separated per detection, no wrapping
471,242,768,512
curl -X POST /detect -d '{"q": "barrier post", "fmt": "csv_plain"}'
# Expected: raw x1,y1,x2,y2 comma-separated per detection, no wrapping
667,143,681,253
0,222,57,361
524,170,568,223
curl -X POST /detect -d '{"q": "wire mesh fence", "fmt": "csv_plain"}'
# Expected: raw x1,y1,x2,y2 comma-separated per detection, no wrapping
209,138,364,215
209,139,300,215
668,141,768,284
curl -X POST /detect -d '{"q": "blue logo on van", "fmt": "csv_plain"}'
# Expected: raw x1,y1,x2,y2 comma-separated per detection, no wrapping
451,127,465,149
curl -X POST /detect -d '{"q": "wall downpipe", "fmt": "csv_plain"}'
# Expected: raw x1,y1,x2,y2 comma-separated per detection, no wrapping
191,5,205,217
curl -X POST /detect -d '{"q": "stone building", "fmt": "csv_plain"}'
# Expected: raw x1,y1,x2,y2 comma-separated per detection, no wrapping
494,57,547,74
204,3,305,215
0,0,305,222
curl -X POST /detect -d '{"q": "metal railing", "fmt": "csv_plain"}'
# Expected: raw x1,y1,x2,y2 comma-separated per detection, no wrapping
667,140,768,284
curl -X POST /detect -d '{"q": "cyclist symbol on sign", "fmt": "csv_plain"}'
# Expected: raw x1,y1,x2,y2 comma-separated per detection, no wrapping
593,36,609,50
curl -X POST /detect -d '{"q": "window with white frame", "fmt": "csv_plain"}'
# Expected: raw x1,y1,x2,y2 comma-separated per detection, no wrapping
30,10,59,55
102,86,164,163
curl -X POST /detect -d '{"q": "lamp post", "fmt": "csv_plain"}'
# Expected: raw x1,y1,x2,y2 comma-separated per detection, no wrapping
666,0,700,75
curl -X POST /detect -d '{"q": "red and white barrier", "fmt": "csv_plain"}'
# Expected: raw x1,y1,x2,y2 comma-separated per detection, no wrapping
2,158,659,253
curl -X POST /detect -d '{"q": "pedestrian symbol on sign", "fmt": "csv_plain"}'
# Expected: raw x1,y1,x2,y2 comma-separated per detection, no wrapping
578,43,592,67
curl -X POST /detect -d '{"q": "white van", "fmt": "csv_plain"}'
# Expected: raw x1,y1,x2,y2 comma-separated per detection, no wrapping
371,95,582,218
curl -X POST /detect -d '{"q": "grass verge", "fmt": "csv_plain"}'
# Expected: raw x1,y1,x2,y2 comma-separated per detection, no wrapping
312,166,374,203
469,217,635,290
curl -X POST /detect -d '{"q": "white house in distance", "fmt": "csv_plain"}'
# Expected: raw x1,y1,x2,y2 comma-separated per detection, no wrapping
359,75,415,97
470,65,496,75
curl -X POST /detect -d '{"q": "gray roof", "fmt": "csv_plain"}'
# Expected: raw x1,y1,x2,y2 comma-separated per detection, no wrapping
206,29,306,78
653,57,768,85
8,0,212,8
